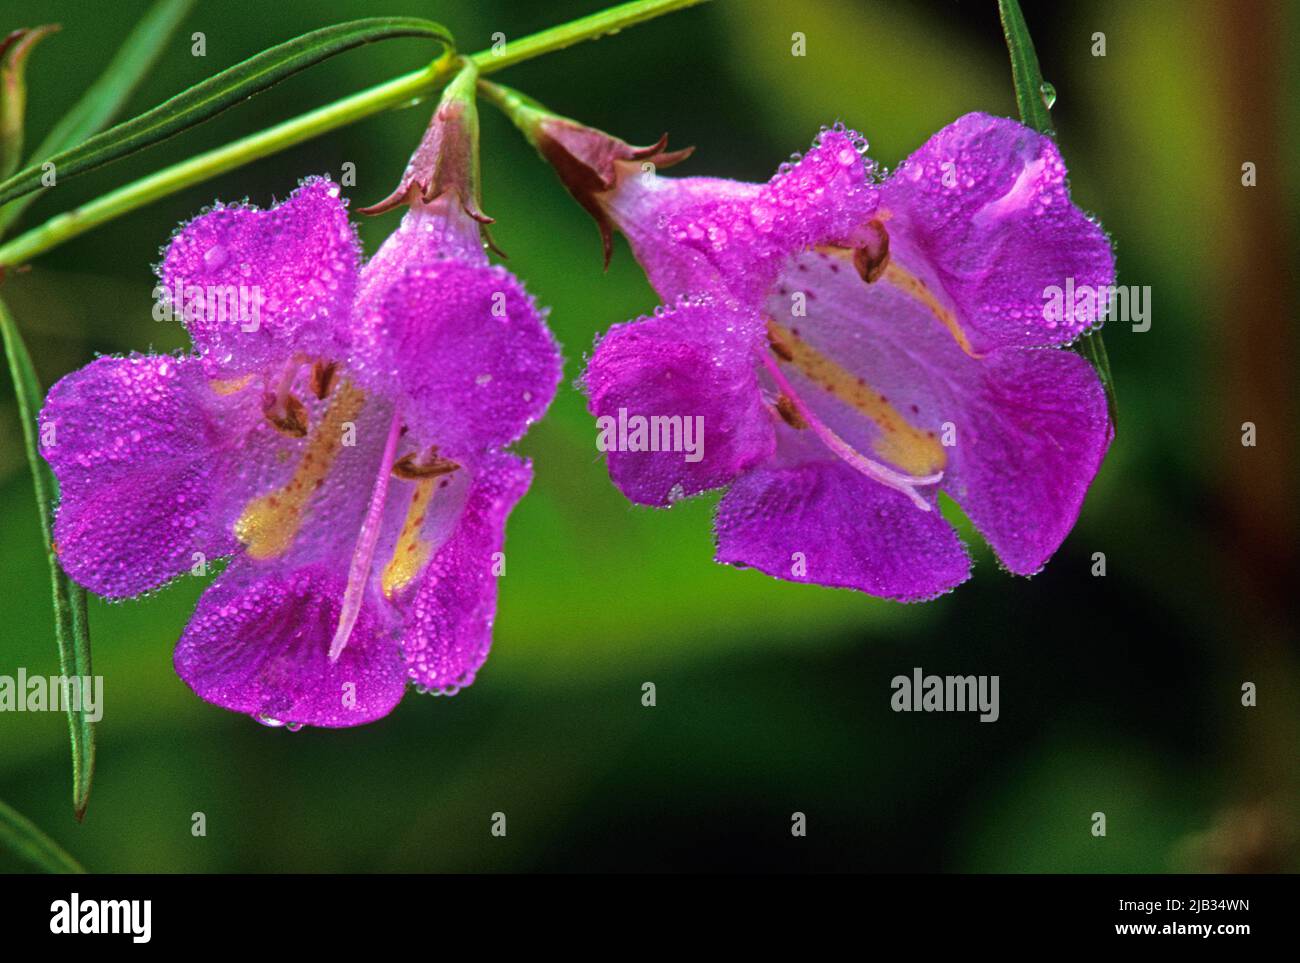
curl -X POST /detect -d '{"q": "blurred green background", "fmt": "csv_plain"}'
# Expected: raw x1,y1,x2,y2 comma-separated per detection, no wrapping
0,0,1295,872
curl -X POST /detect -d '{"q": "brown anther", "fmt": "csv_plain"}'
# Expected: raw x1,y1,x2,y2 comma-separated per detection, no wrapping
767,329,795,362
392,451,461,480
776,394,807,430
852,218,891,283
266,395,309,437
310,360,338,400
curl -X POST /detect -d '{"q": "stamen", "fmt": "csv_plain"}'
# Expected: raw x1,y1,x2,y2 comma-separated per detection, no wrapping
760,353,940,512
767,327,795,362
265,395,309,437
381,478,437,600
775,394,807,429
392,448,460,480
235,381,365,558
263,355,310,437
851,218,892,283
210,374,254,396
310,360,338,400
377,450,461,599
813,219,889,284
272,355,306,408
329,410,404,662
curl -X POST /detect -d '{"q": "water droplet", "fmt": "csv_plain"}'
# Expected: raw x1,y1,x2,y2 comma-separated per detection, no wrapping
203,244,228,270
1039,82,1057,110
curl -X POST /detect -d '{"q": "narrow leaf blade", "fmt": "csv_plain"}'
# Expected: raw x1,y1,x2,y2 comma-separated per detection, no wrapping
0,298,95,820
0,0,195,233
0,797,85,873
0,16,454,208
998,0,1117,423
998,0,1053,136
0,25,62,179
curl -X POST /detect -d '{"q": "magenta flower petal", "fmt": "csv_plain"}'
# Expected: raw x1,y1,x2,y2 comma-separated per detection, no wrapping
355,199,489,310
605,176,762,300
399,451,532,692
944,347,1111,574
584,299,775,506
173,562,406,728
159,176,360,375
40,355,249,596
353,258,561,457
880,112,1114,353
765,243,1111,574
605,128,879,304
715,445,970,601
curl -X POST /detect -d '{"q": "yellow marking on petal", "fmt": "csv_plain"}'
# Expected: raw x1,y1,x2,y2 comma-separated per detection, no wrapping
210,375,254,396
766,320,946,477
381,478,436,599
882,262,982,358
234,380,365,560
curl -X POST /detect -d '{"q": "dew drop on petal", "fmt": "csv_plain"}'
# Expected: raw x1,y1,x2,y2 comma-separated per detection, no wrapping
203,244,228,270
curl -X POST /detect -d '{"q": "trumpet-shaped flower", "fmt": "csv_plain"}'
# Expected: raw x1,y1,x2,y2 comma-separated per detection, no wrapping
40,171,561,726
577,114,1113,600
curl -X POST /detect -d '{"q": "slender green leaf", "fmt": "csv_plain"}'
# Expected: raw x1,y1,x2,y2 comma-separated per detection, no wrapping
0,297,95,820
0,797,85,873
0,0,710,268
998,0,1117,423
0,16,454,208
0,0,194,234
0,25,61,179
998,0,1053,136
1074,326,1115,423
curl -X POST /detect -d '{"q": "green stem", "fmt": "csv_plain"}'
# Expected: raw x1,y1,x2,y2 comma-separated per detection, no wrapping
0,0,709,268
477,79,553,144
0,797,85,873
998,0,1117,424
467,0,708,73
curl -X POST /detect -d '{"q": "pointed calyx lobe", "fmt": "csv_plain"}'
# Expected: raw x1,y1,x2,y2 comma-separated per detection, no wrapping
480,81,693,266
537,123,693,267
360,59,491,225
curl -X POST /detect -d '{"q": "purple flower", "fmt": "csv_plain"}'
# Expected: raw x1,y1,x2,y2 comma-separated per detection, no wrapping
39,172,562,727
580,113,1114,600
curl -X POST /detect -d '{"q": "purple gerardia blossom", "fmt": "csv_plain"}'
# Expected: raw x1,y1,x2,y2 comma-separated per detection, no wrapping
578,114,1113,601
38,175,562,726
